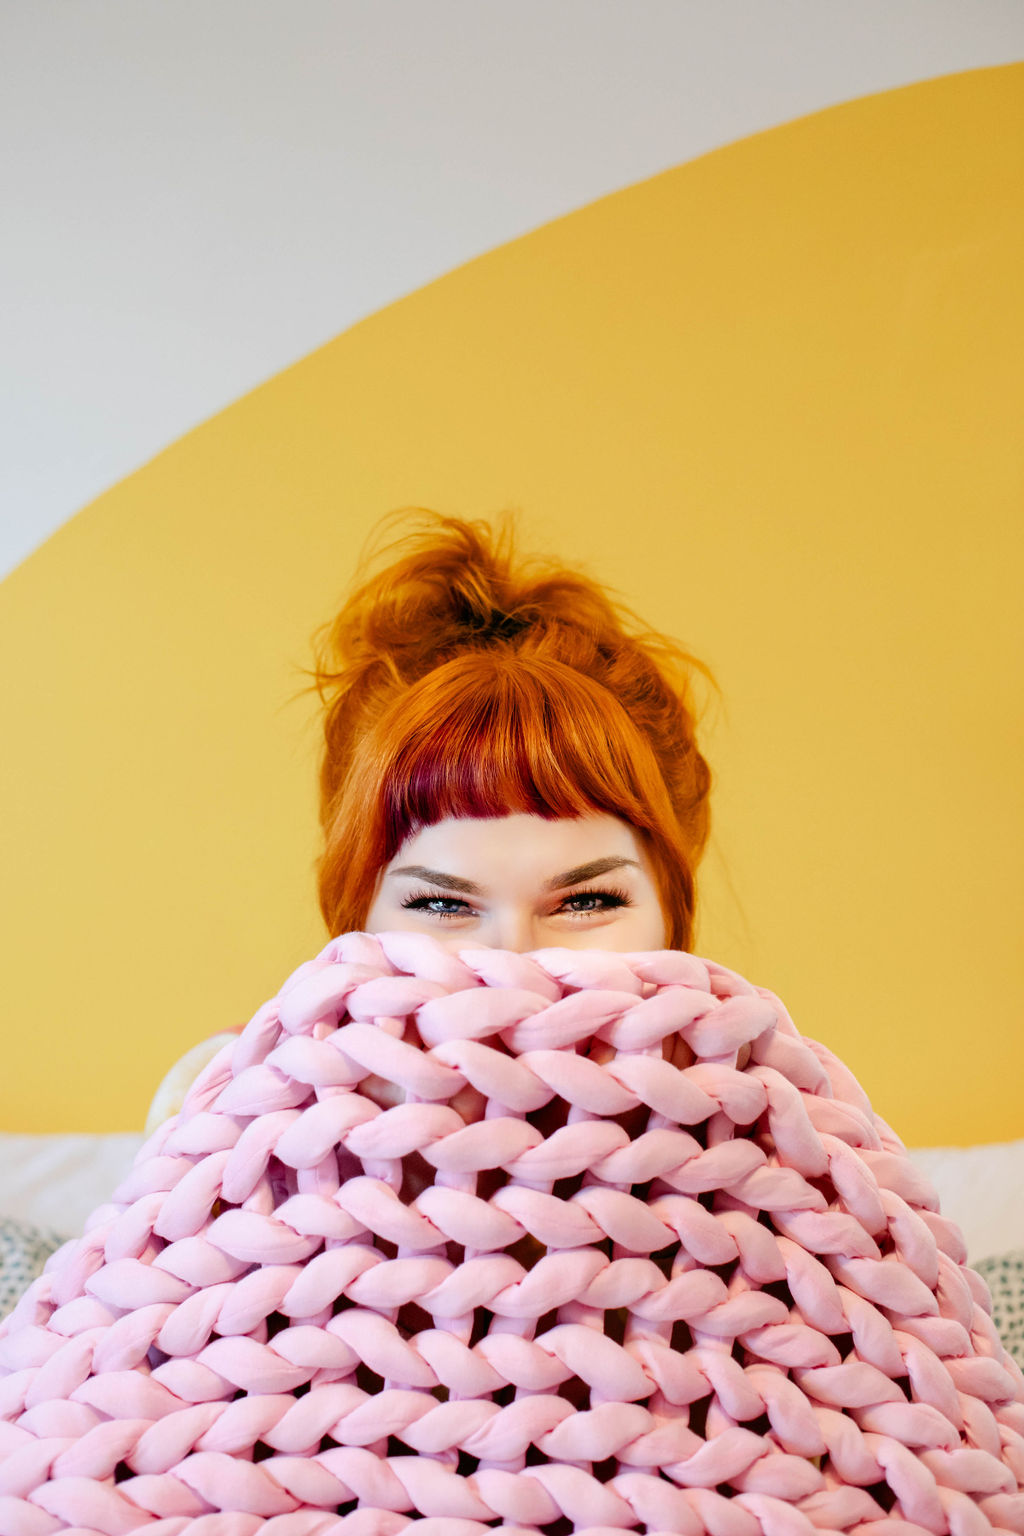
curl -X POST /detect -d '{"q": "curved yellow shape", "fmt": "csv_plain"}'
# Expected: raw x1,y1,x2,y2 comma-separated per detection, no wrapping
2,64,1021,1140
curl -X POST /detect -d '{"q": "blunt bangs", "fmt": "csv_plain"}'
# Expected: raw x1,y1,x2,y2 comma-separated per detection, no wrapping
373,653,670,863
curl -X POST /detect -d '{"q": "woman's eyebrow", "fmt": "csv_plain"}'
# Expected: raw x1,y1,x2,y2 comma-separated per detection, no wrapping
545,856,640,889
389,865,481,894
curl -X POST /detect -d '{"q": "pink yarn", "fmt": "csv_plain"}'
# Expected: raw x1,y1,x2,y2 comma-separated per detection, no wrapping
1,931,1022,1536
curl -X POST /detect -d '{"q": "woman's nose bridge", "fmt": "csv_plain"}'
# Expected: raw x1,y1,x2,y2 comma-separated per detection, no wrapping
488,903,538,953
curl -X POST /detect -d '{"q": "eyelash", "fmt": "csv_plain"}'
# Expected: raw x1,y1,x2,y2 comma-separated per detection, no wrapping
400,885,633,922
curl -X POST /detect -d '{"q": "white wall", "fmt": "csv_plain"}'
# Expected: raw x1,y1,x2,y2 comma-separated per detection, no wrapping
4,0,1024,576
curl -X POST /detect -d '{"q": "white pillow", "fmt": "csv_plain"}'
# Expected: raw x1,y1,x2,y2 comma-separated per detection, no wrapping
907,1139,1024,1264
0,1132,143,1236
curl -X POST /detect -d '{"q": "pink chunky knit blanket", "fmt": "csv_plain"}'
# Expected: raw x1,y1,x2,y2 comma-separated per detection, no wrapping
1,932,1022,1536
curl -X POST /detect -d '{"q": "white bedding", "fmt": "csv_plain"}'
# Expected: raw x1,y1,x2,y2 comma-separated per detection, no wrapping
1,1132,1021,1264
0,1133,144,1236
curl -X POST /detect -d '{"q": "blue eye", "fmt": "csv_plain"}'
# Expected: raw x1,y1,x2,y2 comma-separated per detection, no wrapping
400,890,475,921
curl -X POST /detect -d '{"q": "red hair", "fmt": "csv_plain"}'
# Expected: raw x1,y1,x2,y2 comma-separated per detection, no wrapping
313,512,713,950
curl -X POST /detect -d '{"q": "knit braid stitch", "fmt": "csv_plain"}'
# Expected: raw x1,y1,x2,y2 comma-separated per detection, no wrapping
1,932,1022,1536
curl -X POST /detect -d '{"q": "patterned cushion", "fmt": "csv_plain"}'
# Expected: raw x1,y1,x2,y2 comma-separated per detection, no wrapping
976,1249,1024,1367
0,1214,67,1319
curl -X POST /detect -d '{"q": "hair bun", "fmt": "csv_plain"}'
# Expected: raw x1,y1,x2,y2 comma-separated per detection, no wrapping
315,508,619,694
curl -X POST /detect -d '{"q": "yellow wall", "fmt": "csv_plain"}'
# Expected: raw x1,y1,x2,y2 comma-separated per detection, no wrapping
2,65,1021,1143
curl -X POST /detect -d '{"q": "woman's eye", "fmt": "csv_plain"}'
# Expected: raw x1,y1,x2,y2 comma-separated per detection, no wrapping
559,887,630,917
400,891,474,920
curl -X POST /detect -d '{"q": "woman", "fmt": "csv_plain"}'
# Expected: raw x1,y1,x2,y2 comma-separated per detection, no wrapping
150,506,712,1128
